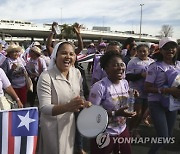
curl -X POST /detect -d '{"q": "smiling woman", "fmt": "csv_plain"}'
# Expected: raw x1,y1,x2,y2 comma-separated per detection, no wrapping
37,41,91,154
55,42,76,77
144,37,179,154
89,51,136,154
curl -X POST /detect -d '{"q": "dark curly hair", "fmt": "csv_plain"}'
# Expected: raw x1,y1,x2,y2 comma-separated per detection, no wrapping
137,43,149,51
100,51,122,69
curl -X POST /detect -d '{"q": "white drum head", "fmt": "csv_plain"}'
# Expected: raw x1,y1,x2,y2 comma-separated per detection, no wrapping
77,105,108,138
171,74,180,87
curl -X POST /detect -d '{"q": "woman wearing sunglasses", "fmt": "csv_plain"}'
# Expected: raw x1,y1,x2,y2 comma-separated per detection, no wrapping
145,37,180,154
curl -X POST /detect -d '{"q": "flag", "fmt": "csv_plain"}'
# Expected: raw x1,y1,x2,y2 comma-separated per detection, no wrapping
0,107,39,154
77,53,95,63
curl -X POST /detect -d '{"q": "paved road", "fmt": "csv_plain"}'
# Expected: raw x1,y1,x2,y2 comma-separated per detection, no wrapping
81,63,180,154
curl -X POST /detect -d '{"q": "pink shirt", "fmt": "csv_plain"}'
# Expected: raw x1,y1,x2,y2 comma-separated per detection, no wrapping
0,68,11,97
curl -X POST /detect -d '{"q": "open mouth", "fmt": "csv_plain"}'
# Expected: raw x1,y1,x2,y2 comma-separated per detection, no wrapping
167,53,174,57
116,71,124,77
63,60,71,67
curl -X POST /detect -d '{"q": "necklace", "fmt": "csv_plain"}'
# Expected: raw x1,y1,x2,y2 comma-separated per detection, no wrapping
111,80,126,110
109,79,127,128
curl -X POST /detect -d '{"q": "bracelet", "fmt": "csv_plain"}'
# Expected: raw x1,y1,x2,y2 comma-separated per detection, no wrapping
51,32,55,35
16,97,20,101
112,111,115,117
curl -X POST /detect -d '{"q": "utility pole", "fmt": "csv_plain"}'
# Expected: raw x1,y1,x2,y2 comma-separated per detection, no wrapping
139,4,144,41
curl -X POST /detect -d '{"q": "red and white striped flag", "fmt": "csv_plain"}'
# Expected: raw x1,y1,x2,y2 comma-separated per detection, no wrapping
0,107,38,154
77,53,95,63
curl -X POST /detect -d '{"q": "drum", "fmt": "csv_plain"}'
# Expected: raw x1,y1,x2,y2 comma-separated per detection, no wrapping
77,105,108,138
161,69,180,111
166,69,180,87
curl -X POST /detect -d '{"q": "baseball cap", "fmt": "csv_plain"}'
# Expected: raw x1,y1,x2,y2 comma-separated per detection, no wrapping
159,37,177,49
90,43,94,46
99,42,106,47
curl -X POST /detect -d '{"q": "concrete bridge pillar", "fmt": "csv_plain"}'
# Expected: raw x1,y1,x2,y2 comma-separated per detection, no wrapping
98,37,103,43
1,33,5,40
31,37,34,43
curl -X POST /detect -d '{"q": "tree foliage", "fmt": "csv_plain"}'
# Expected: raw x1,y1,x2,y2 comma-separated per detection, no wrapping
61,23,79,40
160,25,173,37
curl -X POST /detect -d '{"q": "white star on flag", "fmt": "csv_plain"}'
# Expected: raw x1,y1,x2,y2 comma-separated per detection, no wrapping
18,111,36,131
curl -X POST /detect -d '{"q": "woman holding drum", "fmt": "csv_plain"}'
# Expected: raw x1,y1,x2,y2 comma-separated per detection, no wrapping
37,41,91,154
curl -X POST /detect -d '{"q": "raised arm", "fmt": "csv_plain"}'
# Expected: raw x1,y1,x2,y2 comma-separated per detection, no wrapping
46,22,57,56
73,23,83,55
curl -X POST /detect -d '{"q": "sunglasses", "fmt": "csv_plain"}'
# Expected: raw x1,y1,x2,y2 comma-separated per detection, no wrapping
162,43,177,51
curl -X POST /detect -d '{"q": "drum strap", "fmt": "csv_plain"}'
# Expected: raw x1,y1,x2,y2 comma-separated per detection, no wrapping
101,80,108,102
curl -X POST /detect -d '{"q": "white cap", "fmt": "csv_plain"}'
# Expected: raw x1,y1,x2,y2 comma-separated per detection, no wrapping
32,41,41,46
159,37,177,49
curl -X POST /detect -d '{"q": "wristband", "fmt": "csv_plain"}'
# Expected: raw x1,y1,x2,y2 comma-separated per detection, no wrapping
112,111,115,117
158,88,161,94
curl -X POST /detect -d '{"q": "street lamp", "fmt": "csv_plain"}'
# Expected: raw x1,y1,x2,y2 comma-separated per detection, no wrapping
139,4,144,41
60,8,62,25
102,16,104,28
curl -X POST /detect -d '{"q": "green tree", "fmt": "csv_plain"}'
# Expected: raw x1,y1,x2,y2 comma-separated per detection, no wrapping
61,24,74,40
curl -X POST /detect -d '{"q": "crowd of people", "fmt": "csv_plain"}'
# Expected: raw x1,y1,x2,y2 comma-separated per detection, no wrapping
0,22,180,154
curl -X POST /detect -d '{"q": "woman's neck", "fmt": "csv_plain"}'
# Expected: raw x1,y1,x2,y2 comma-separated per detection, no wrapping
108,77,120,84
163,59,174,65
58,66,69,79
61,71,69,79
139,57,148,61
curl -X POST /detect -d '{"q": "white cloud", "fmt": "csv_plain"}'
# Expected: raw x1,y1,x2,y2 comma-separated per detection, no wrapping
0,0,180,38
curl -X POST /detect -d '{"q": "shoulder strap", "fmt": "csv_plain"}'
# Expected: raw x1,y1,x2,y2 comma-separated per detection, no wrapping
38,58,43,74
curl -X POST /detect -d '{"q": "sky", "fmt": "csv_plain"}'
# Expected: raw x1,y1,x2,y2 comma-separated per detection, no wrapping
0,0,180,39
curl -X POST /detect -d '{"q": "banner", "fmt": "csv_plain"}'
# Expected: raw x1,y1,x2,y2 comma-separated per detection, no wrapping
0,107,38,154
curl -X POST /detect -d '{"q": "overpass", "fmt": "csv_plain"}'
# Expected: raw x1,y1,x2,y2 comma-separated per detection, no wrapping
0,19,160,43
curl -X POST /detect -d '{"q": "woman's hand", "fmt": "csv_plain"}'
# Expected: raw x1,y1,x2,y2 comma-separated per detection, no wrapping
115,106,136,118
169,87,180,99
141,72,147,78
65,96,84,112
17,100,23,108
73,23,81,34
83,101,92,108
52,22,58,34
12,63,18,70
